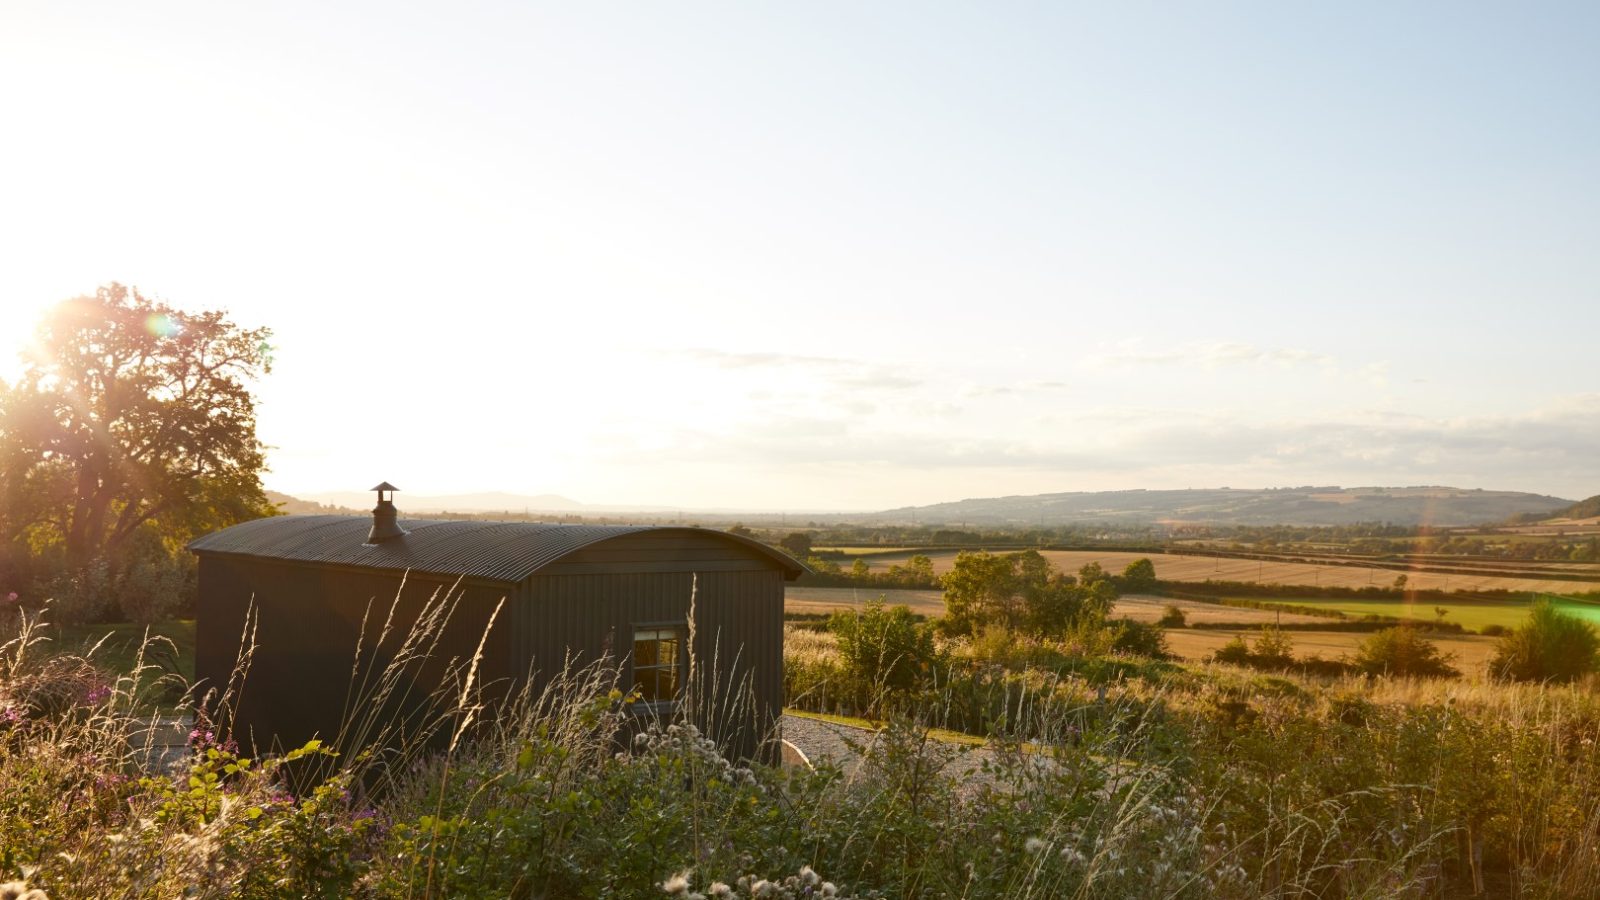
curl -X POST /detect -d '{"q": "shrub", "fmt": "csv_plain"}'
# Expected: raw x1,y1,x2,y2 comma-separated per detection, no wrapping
1157,604,1187,628
828,599,940,695
1491,600,1600,682
1250,626,1295,669
1213,636,1253,667
1105,618,1169,659
1211,627,1295,671
40,560,113,626
1351,626,1459,678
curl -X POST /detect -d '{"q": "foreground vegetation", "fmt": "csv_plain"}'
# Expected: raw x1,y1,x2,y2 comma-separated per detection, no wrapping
4,556,1600,897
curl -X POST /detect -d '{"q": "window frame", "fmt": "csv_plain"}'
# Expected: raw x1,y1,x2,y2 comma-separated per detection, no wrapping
629,620,687,711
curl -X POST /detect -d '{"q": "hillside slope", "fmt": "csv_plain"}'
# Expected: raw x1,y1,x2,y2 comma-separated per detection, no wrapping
865,486,1572,528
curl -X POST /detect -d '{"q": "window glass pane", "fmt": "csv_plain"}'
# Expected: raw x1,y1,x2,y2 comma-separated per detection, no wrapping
631,625,684,703
633,639,657,668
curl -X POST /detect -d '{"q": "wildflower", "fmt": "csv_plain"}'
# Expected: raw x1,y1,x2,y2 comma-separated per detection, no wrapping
0,883,48,900
820,883,838,898
708,884,733,899
3,592,15,604
798,865,820,886
661,871,692,895
1024,836,1047,854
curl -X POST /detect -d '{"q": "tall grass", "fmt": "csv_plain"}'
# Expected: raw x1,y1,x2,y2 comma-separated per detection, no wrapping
3,588,1600,897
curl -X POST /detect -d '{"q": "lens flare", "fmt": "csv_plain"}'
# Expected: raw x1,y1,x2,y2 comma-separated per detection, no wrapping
145,313,181,338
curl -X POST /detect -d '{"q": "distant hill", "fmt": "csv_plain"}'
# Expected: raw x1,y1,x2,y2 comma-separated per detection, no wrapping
863,486,1573,528
264,490,361,515
1518,493,1600,523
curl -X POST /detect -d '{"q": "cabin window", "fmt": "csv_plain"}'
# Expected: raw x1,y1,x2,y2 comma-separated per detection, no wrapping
632,625,683,703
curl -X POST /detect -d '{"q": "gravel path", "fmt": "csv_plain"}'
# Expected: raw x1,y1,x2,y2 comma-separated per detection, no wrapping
781,713,1038,787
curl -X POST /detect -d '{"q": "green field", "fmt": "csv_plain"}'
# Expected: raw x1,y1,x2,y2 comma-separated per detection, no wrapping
1245,595,1600,631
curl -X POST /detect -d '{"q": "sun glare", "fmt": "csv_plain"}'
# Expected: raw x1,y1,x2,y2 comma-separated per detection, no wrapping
0,299,53,382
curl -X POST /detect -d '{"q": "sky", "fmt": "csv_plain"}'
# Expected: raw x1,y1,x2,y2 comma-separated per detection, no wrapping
1,2,1596,511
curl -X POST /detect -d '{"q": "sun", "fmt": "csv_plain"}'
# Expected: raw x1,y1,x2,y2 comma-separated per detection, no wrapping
0,297,57,382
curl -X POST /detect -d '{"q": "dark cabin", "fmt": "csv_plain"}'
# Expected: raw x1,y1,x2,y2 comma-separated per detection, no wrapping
189,485,804,761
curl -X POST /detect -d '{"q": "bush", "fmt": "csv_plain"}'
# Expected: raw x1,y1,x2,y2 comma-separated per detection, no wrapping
1250,626,1295,669
40,560,114,626
1211,627,1295,671
1351,627,1459,678
828,599,940,695
1491,600,1600,683
1213,635,1254,667
1105,618,1169,659
1157,604,1187,628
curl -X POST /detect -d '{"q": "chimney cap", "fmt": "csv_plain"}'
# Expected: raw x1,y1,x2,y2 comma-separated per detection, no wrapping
370,481,401,493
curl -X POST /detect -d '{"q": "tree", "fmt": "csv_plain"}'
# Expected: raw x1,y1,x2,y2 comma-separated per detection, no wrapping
885,553,936,586
1491,600,1600,683
1120,557,1158,592
778,532,813,558
0,284,275,589
939,549,1115,638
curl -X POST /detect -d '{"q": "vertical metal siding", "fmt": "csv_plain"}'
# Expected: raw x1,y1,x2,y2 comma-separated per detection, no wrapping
197,529,784,761
519,566,782,760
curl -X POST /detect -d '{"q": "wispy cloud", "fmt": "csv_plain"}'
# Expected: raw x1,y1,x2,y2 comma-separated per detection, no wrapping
603,394,1600,499
1082,341,1337,371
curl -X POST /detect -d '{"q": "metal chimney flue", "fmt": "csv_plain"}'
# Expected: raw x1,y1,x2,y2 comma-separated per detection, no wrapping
366,481,409,544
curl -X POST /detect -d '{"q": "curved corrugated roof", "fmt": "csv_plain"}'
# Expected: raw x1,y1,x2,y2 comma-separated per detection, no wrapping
187,515,806,583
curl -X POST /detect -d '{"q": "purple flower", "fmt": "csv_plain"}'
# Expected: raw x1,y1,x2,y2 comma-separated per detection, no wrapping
4,592,16,603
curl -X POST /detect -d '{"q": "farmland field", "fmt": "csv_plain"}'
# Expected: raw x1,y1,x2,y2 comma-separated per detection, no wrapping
1243,595,1600,630
849,548,1600,594
786,588,1339,626
784,588,1504,672
1162,627,1501,673
1111,594,1335,626
783,587,1593,632
785,586,945,616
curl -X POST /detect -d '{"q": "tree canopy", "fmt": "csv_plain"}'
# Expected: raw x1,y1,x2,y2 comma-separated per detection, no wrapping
939,549,1116,638
0,284,276,618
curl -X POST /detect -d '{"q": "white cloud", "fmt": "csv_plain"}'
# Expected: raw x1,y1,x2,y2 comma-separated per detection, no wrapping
595,394,1600,501
1081,340,1337,371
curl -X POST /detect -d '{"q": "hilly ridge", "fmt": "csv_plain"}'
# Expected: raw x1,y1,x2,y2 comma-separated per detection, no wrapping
861,486,1574,528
